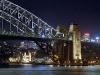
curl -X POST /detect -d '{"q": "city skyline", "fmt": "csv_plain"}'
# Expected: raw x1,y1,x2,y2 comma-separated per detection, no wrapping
9,0,100,38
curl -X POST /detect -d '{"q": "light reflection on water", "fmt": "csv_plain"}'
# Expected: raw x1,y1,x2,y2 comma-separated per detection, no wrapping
0,65,100,75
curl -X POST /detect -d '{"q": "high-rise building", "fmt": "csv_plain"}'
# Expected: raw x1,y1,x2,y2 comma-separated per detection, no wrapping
83,33,90,42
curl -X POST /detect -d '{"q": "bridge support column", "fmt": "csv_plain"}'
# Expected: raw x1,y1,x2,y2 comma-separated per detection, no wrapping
69,23,82,64
66,41,71,64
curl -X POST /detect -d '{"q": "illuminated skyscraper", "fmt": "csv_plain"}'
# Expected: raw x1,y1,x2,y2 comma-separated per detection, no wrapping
83,33,90,42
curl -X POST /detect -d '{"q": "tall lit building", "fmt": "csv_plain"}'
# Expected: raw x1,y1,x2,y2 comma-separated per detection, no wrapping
83,33,90,42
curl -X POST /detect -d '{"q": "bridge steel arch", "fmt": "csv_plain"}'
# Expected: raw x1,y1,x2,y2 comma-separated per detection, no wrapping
0,0,66,60
0,0,64,39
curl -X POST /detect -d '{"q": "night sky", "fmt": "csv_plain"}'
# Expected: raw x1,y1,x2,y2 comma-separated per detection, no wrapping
9,0,100,39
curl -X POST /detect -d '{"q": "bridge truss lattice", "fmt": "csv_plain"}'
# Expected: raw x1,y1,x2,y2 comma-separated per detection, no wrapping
0,0,64,39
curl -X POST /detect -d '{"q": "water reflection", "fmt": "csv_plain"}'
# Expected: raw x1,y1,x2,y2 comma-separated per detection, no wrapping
68,65,70,68
64,65,66,67
49,65,53,67
1,65,100,75
57,65,60,67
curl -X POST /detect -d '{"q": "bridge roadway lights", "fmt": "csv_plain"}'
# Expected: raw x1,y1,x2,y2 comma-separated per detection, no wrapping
0,35,53,41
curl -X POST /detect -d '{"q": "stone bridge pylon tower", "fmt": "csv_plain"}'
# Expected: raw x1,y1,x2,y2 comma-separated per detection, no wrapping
69,23,82,61
54,23,82,64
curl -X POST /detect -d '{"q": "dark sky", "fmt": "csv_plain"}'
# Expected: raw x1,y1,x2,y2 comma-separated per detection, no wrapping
9,0,100,39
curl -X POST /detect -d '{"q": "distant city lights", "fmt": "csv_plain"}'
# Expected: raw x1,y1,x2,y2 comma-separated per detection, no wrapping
82,33,100,43
91,39,95,42
84,33,90,36
96,37,99,40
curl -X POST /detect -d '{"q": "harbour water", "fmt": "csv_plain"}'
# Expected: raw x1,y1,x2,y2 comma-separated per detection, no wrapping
0,64,100,75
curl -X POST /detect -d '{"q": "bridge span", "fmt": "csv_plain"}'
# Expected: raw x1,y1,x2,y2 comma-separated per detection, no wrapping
0,0,100,65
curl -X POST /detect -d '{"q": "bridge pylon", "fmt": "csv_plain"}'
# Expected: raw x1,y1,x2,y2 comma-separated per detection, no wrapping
69,23,82,63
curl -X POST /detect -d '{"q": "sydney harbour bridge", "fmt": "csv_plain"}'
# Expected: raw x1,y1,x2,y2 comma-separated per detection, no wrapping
0,0,66,61
0,0,100,65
